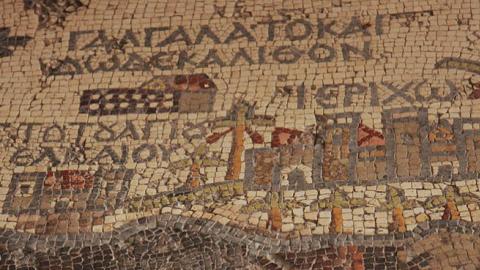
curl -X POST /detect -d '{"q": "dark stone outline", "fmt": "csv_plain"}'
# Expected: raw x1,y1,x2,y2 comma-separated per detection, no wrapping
434,57,480,75
311,108,480,187
0,214,479,256
2,168,133,215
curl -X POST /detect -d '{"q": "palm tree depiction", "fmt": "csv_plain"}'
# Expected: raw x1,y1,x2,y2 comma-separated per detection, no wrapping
207,102,274,180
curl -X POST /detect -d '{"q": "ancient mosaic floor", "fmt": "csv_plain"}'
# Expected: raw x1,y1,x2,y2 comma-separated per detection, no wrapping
1,0,480,269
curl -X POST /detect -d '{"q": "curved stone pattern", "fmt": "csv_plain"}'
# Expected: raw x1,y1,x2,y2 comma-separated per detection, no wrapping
2,0,480,268
1,215,480,269
4,230,253,269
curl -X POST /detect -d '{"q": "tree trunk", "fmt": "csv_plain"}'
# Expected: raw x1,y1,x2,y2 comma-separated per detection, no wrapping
226,124,245,180
392,207,406,232
269,207,282,231
330,207,343,233
442,200,460,220
187,161,201,188
350,246,365,270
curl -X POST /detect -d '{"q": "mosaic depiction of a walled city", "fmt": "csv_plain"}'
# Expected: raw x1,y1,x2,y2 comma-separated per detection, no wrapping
1,0,480,269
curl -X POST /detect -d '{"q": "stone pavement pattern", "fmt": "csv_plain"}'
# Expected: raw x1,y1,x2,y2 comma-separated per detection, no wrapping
1,0,480,268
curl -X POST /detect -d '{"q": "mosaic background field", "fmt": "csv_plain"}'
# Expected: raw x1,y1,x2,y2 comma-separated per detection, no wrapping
1,0,480,269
